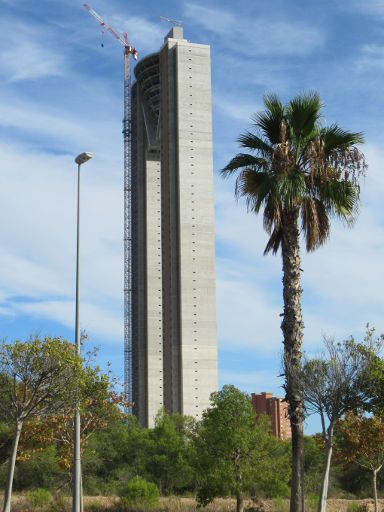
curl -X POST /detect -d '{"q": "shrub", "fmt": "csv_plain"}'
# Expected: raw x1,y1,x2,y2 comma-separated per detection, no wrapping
272,497,289,512
46,494,69,512
305,494,318,512
27,488,52,508
119,476,160,510
346,503,360,512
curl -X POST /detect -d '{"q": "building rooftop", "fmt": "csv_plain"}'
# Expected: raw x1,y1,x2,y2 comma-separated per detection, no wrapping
164,26,184,42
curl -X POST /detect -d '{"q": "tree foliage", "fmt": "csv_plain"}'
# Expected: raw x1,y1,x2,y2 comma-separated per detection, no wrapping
336,414,384,512
0,336,82,424
20,359,126,473
0,336,83,512
300,333,377,512
147,411,196,495
192,385,290,512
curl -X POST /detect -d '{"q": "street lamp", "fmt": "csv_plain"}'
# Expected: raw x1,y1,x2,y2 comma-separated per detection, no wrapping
73,152,93,512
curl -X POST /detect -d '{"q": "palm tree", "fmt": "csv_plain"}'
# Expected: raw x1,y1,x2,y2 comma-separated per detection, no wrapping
222,92,366,512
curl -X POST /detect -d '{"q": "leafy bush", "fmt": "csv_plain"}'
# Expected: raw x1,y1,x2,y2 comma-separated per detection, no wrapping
15,446,63,491
305,494,318,512
27,488,52,508
119,476,160,510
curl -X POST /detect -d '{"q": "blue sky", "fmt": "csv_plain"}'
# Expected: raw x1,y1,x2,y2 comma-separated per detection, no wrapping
1,0,384,434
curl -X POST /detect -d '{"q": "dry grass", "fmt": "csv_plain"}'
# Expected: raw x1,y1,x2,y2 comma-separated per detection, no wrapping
0,495,382,512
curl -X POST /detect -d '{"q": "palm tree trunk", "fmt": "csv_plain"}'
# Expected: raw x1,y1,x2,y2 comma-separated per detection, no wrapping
2,420,23,512
281,209,305,512
318,426,334,512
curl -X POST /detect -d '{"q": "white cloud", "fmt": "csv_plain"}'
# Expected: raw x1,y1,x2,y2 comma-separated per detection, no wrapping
0,141,123,343
123,17,165,54
0,17,69,82
16,299,122,342
346,0,384,17
183,3,325,56
0,42,66,82
184,4,233,34
96,13,165,55
0,98,121,158
214,94,261,123
0,306,15,319
355,44,384,71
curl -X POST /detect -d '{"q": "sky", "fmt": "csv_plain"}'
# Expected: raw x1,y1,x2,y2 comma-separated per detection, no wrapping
1,0,384,434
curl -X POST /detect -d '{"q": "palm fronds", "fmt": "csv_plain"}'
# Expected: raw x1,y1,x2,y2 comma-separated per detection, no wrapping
222,91,366,254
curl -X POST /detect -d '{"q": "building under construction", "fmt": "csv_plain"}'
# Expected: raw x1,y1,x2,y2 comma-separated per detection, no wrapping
131,27,217,427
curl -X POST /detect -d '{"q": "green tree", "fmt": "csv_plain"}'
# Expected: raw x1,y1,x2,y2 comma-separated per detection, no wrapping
23,367,125,468
0,336,83,512
222,92,366,512
13,446,62,491
82,419,131,494
147,411,195,494
124,416,153,481
304,436,324,495
357,332,384,416
14,352,127,496
337,414,384,512
301,335,375,512
192,385,290,512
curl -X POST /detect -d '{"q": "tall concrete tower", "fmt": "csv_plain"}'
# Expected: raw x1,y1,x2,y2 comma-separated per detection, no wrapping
131,27,217,427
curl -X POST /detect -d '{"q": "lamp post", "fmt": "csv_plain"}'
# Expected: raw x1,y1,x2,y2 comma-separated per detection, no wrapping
73,152,93,512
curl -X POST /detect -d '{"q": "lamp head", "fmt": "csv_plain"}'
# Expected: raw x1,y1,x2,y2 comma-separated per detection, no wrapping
75,152,94,165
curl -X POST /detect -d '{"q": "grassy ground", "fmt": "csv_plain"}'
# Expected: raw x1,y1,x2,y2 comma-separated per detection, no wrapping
0,495,381,512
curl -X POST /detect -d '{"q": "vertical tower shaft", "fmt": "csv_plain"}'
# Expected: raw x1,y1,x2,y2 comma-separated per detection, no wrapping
131,28,217,426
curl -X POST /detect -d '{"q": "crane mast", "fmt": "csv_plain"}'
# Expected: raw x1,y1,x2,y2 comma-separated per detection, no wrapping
123,47,133,414
83,3,137,413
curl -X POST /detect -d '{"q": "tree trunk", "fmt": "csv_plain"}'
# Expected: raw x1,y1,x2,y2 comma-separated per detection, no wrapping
281,209,305,512
373,469,379,512
236,493,244,512
317,427,334,512
80,469,84,512
290,420,305,512
2,420,23,512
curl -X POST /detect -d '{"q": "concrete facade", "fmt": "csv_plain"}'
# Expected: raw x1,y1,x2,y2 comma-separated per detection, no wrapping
131,28,217,427
131,53,163,427
251,392,292,440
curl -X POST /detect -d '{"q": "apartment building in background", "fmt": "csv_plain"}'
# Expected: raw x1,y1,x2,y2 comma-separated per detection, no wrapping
251,392,292,440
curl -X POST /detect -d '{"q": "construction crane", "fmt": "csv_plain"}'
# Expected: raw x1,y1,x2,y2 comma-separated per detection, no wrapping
159,15,183,27
83,3,138,414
